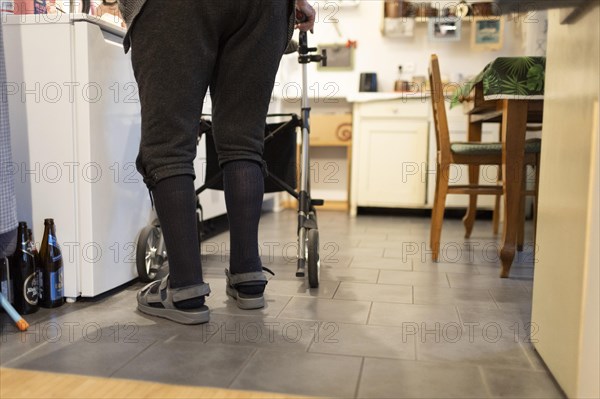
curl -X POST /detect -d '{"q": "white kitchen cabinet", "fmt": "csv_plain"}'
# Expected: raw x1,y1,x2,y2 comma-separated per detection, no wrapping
349,94,501,216
351,97,429,215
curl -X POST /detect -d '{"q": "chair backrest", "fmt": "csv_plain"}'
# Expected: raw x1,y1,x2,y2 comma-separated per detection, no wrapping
428,54,451,162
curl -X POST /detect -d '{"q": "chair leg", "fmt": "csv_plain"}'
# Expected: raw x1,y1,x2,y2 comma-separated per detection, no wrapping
463,165,479,238
430,164,449,262
533,155,541,247
430,166,442,258
492,164,502,235
517,200,525,252
517,165,527,252
492,193,501,235
464,195,477,238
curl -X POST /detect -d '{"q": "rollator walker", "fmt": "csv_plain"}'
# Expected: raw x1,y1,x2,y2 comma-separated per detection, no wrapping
136,30,327,288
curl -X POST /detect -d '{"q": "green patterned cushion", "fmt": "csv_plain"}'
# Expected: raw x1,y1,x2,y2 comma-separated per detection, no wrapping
451,139,541,156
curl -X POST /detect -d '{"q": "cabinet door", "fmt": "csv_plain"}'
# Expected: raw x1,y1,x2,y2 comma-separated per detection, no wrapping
357,119,428,207
72,22,153,297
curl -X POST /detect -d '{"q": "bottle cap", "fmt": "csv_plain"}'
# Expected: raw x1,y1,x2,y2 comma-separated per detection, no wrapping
18,222,28,228
44,219,54,224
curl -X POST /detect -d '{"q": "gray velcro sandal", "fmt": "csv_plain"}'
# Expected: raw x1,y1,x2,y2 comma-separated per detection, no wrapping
137,275,211,325
225,267,275,310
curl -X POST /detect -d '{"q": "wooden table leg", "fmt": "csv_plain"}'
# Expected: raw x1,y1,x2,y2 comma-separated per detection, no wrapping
464,118,482,238
492,122,503,235
500,100,528,278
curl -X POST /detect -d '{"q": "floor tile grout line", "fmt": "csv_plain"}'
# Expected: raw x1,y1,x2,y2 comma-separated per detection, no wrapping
414,321,421,361
334,265,397,273
163,334,178,344
478,362,559,374
272,295,293,319
1,340,51,368
517,340,543,371
366,317,460,329
330,281,342,299
348,255,356,268
323,297,413,306
488,288,502,310
353,357,366,399
304,320,320,354
306,347,415,363
201,321,224,344
477,364,494,398
272,314,369,326
413,327,418,361
365,301,374,325
454,305,463,326
315,352,551,372
292,350,374,361
226,347,259,389
108,339,158,379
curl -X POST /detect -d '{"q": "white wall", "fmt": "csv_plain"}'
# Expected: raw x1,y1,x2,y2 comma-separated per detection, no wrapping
277,0,543,98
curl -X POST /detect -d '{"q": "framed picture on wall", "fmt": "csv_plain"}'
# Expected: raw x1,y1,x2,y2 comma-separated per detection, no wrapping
471,17,505,51
428,19,462,42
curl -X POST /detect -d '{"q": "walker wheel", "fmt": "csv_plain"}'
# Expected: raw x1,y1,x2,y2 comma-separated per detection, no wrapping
307,228,320,288
136,223,164,283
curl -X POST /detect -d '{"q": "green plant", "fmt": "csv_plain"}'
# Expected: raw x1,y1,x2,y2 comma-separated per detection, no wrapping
526,64,545,92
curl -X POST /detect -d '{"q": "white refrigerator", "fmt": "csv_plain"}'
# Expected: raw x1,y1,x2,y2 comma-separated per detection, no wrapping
3,13,153,300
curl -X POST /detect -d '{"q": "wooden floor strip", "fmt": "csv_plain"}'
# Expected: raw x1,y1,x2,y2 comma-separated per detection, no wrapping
0,368,312,399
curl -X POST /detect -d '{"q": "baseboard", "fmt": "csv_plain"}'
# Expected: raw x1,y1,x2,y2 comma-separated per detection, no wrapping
357,207,496,220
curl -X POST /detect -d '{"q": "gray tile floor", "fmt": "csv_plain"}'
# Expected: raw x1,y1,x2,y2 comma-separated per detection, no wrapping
0,210,565,398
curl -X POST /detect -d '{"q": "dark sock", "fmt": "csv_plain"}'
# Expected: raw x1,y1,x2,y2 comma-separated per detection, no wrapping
235,282,267,295
151,175,205,309
222,160,264,292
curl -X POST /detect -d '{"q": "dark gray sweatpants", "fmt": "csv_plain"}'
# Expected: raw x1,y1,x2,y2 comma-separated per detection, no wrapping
129,0,294,189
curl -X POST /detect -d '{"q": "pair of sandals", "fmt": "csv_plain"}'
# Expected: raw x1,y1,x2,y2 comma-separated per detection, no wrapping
137,267,274,325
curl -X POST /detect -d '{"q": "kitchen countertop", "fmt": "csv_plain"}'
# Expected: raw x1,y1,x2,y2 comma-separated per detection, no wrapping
346,91,431,103
3,13,125,38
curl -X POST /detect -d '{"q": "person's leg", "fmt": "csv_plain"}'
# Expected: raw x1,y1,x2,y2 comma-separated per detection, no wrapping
130,0,226,310
150,176,203,308
222,160,264,276
210,0,293,302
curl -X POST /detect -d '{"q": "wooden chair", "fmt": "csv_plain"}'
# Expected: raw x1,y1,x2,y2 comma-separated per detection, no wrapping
428,54,541,262
469,122,542,241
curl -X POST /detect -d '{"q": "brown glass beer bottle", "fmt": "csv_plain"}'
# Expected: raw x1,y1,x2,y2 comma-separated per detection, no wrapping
10,222,39,314
39,219,64,308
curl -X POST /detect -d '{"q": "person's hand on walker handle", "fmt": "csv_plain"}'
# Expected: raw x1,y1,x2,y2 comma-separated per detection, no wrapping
295,0,316,33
